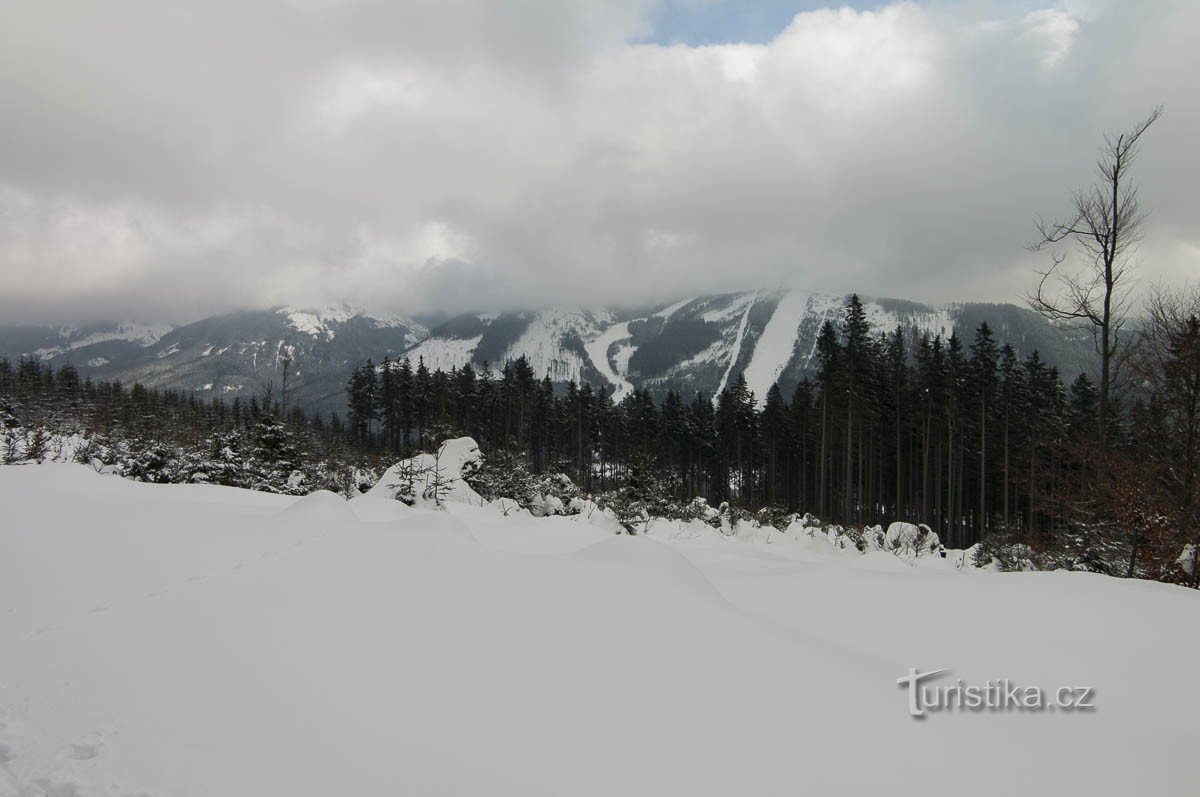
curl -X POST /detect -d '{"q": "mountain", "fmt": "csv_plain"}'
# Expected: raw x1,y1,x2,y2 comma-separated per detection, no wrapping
0,306,426,416
1,292,1094,415
406,291,1095,405
0,320,175,368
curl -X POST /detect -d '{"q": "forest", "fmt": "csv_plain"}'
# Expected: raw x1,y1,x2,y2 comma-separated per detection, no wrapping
343,287,1200,582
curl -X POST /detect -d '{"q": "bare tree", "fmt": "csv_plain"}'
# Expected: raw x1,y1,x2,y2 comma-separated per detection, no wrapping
1028,106,1163,439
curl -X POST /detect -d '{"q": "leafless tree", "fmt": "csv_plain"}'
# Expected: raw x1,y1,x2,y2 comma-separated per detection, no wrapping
1028,106,1163,439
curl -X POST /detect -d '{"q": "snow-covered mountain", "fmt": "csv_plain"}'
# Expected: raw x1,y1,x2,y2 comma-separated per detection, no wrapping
1,292,1093,414
0,306,427,414
0,320,175,369
407,291,1094,405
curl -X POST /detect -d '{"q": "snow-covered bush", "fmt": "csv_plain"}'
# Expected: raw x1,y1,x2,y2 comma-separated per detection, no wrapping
974,533,1038,571
884,522,941,557
370,438,484,507
754,506,794,531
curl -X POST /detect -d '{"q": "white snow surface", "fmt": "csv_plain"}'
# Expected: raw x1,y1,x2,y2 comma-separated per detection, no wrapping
402,334,483,373
714,289,758,398
583,320,634,401
743,290,810,406
2,464,1198,795
33,321,173,359
280,305,426,345
498,309,606,384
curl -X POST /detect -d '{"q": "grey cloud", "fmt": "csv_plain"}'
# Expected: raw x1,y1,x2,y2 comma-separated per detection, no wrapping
0,0,1196,325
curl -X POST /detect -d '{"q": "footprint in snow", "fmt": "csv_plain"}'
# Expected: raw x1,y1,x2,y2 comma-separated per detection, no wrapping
87,605,109,615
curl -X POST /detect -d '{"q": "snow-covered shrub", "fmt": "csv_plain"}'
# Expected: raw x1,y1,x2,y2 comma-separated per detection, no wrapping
1177,544,1196,578
974,533,1038,571
117,439,186,483
884,522,941,557
370,438,484,507
754,506,794,531
464,448,539,506
596,492,653,535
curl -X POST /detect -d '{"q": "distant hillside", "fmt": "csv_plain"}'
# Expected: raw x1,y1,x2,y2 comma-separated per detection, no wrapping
1,292,1095,415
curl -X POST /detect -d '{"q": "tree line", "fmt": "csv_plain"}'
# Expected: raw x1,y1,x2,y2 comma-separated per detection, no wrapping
1,355,373,494
345,294,1094,548
346,282,1200,581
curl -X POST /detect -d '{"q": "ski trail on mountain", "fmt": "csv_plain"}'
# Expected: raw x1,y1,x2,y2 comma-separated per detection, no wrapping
585,321,634,401
654,296,695,321
715,290,758,400
744,290,810,407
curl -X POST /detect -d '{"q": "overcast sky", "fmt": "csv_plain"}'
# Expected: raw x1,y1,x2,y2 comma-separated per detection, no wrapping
1,0,1196,324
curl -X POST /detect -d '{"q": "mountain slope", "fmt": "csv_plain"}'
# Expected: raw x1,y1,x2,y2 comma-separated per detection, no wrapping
0,307,426,415
2,293,1094,415
407,291,1094,404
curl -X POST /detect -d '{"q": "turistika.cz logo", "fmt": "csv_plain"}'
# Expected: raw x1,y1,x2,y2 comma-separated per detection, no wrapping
897,668,1096,718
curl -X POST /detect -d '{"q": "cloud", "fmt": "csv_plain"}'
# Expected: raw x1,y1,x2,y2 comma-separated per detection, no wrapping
0,0,1196,324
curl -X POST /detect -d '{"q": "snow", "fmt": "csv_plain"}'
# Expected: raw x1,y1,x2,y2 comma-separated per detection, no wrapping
714,289,758,398
653,296,696,320
743,290,810,406
701,290,757,324
403,334,483,373
405,309,610,381
280,304,360,339
32,321,173,359
2,464,1199,795
583,320,634,401
280,305,425,345
85,357,109,367
497,310,606,384
365,437,484,507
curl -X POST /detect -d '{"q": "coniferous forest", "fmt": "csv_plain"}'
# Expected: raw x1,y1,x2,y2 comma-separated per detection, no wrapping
343,291,1200,583
1,354,375,496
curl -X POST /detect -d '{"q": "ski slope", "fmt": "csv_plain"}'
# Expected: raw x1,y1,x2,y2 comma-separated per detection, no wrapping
743,290,810,406
584,321,634,401
2,464,1198,796
714,289,758,399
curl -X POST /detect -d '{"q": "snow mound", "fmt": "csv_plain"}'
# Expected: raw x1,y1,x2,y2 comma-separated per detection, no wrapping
364,437,484,507
274,489,355,523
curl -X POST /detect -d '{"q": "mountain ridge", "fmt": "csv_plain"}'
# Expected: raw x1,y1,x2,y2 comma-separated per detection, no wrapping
1,292,1095,415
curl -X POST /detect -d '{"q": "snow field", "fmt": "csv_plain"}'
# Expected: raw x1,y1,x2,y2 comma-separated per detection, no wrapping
1,463,1198,795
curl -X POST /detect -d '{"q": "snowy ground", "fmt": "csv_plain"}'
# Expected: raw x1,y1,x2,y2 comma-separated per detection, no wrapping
2,464,1198,796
